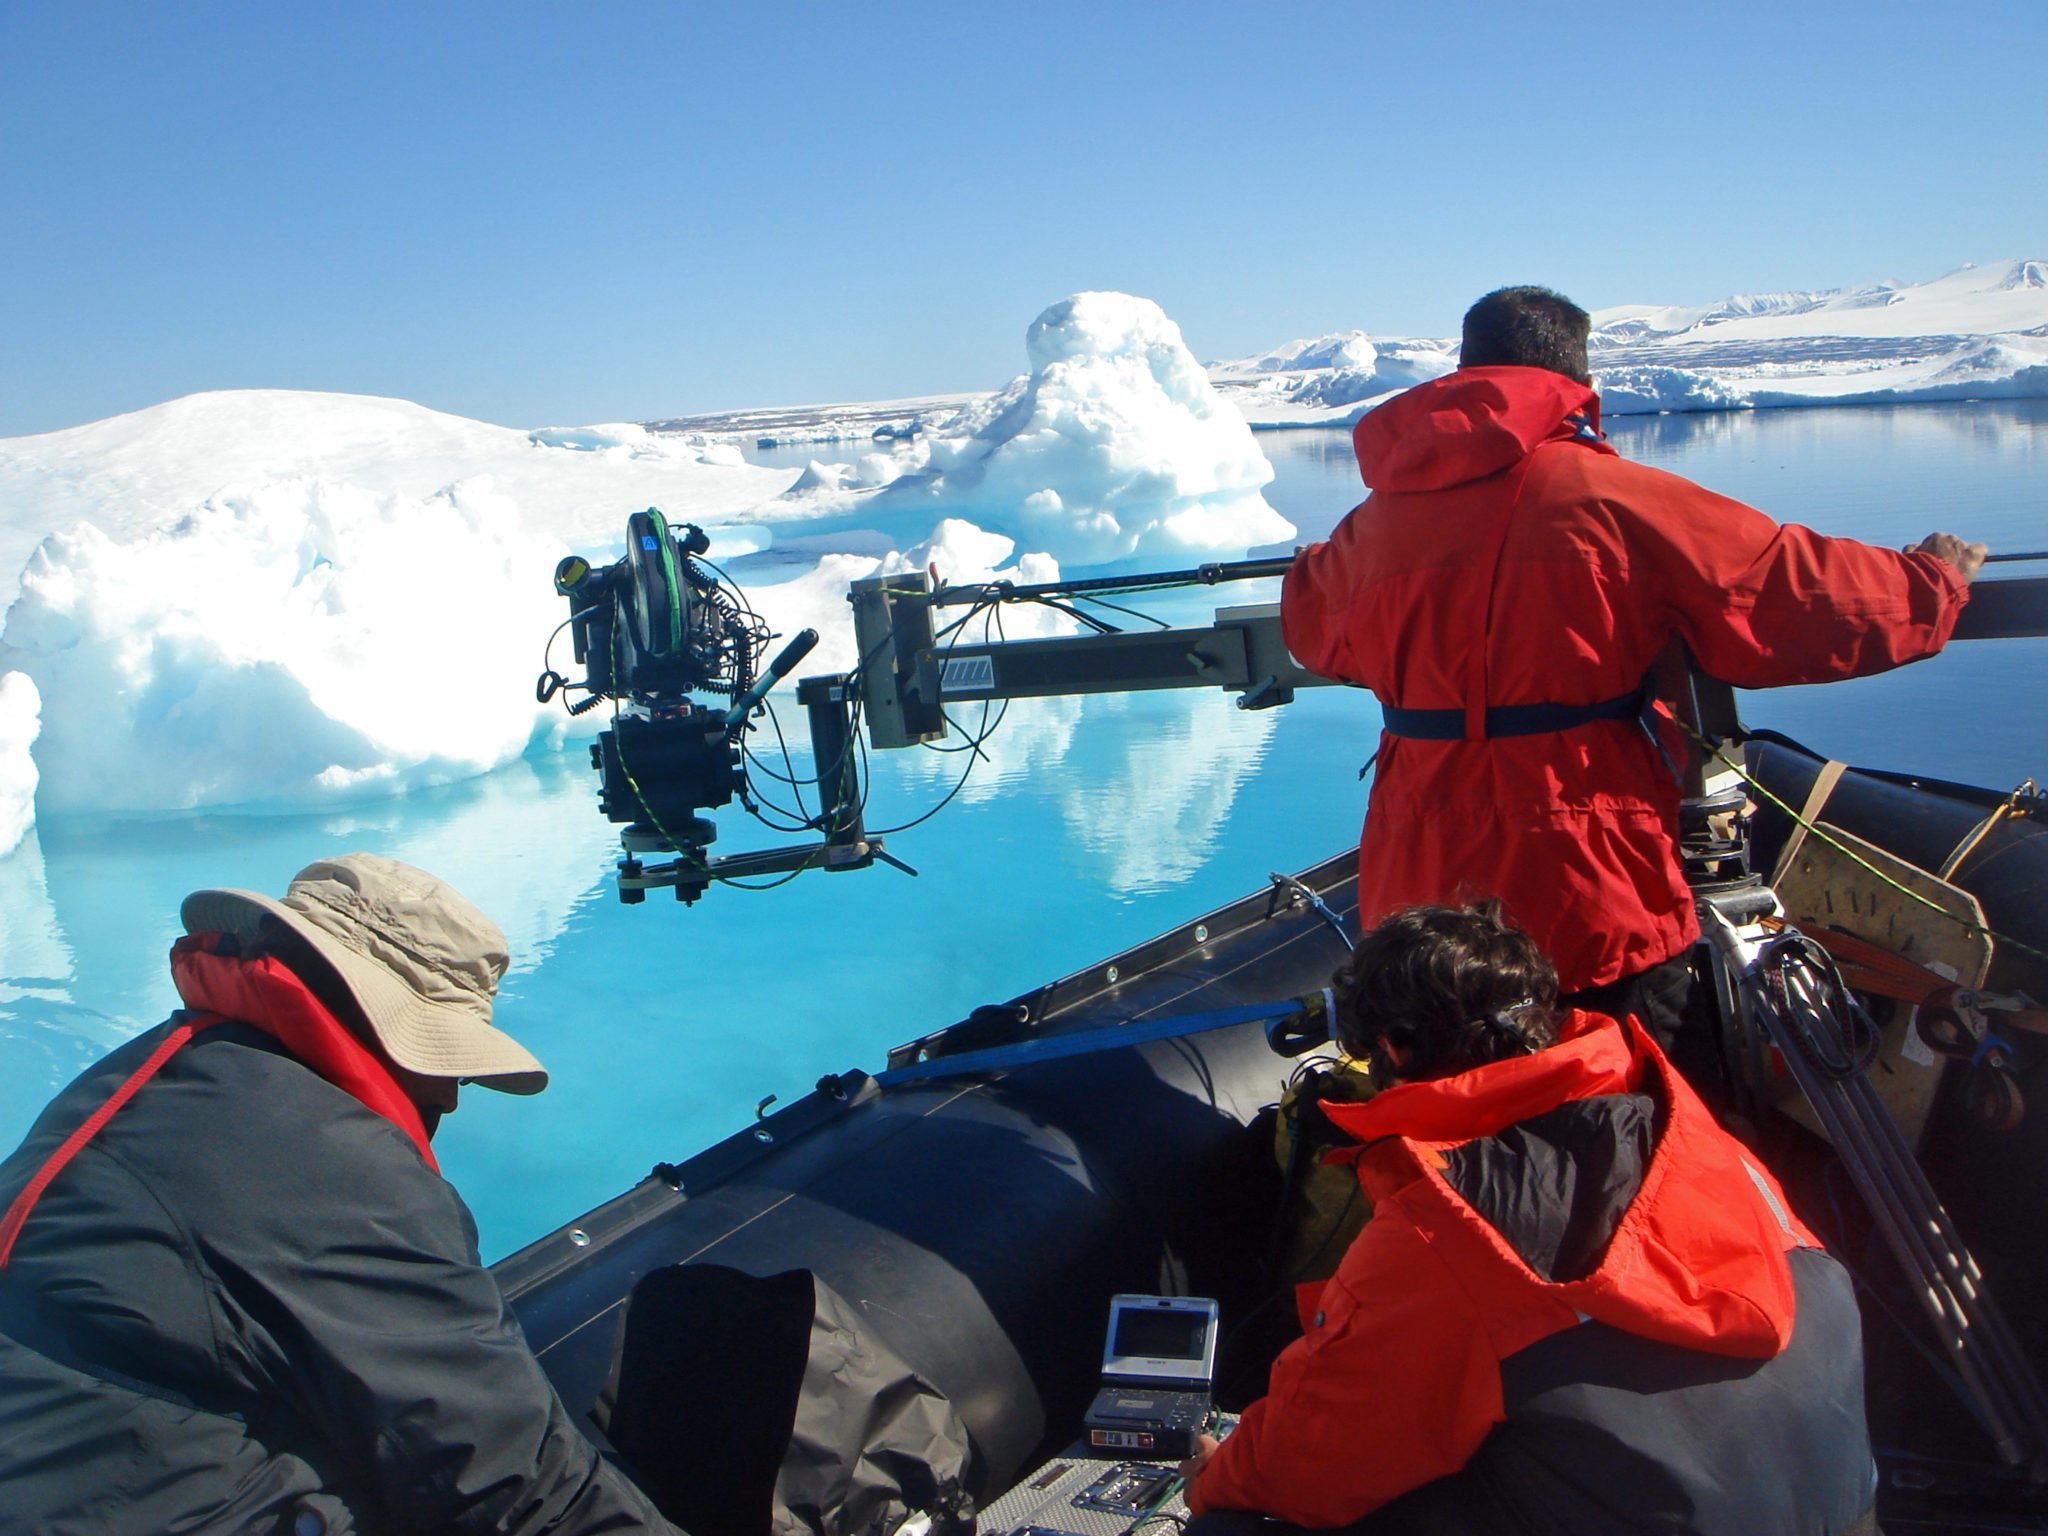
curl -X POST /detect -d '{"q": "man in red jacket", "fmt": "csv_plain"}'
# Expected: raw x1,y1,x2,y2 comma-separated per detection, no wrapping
1180,902,1876,1535
1280,286,1986,1037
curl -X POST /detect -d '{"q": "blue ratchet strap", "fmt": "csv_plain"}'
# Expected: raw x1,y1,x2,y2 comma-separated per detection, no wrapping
877,999,1305,1087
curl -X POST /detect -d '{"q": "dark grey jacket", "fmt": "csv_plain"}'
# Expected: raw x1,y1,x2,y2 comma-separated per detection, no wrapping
0,1016,681,1536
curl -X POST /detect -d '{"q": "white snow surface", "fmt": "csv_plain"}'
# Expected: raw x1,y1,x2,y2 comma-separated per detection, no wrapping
1590,260,2048,343
773,293,1294,565
0,391,791,611
0,391,800,831
1211,259,2048,427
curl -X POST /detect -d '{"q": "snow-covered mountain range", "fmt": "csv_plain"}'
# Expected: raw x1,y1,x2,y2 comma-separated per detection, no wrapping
1210,258,2048,427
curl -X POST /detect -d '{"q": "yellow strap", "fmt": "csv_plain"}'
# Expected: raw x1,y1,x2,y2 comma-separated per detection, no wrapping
1771,758,1849,885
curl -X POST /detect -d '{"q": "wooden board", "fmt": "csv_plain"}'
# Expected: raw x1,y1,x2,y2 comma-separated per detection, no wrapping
1769,822,1991,1148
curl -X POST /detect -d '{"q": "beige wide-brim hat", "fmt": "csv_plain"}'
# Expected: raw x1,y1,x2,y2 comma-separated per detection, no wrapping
181,853,548,1095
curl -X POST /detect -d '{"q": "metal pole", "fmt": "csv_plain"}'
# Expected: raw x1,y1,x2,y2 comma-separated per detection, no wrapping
1707,912,2048,1471
931,555,1298,607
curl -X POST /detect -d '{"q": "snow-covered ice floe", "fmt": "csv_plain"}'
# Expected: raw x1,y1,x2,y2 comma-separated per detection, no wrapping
0,390,798,841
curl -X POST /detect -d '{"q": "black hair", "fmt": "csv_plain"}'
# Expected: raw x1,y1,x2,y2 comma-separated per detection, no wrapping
1332,900,1560,1080
1460,286,1592,383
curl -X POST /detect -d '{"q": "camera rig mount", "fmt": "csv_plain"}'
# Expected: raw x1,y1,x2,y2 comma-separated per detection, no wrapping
539,507,902,903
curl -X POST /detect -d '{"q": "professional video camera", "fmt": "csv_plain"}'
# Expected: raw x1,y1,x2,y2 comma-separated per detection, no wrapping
539,507,836,902
541,516,1319,906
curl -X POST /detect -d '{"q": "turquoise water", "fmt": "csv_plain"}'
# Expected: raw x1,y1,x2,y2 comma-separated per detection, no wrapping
3,401,2043,1259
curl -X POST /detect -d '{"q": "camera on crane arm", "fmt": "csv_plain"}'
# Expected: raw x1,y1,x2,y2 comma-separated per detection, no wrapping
544,507,828,903
544,524,1376,909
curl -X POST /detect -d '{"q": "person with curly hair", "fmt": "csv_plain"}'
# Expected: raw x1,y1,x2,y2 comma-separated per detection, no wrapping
1180,901,1876,1536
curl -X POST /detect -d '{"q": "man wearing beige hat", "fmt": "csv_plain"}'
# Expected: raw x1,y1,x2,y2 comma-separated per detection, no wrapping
0,854,683,1535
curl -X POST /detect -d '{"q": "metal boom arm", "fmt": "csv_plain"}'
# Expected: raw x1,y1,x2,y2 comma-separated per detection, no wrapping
848,565,1332,751
844,565,2048,751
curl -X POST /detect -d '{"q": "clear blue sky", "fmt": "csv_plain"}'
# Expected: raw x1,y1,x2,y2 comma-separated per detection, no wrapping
3,0,2043,436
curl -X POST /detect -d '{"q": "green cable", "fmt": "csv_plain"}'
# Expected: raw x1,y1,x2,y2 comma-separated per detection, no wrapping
1695,730,2048,968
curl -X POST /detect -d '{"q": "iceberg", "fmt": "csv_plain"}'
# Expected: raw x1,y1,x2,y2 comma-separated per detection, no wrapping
0,391,792,837
1207,332,1457,425
1594,367,1755,416
802,292,1295,565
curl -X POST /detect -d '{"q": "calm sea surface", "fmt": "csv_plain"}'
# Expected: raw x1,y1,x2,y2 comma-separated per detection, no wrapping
2,400,2043,1259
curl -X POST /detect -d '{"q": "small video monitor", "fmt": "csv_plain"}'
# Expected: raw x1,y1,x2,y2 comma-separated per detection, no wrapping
1085,1294,1221,1459
1100,1294,1220,1386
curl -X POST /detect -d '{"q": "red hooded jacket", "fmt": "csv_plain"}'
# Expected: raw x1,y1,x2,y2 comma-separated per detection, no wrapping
1187,1011,1841,1529
1280,367,1969,989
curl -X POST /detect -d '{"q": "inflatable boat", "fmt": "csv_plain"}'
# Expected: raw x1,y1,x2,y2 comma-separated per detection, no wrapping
498,567,2048,1535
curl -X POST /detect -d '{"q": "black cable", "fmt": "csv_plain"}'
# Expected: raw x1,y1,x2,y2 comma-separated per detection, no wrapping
1068,590,1174,630
864,596,1016,835
1129,1513,1190,1534
864,704,1008,837
537,613,607,711
694,855,824,893
588,545,1277,894
1024,594,1120,634
637,560,1189,854
539,613,576,675
738,696,816,822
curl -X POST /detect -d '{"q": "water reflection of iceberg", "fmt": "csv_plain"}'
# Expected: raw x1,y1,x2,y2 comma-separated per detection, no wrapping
0,832,70,998
884,688,1277,894
1057,691,1278,896
0,829,110,1141
304,753,621,977
891,694,1086,804
0,755,622,1161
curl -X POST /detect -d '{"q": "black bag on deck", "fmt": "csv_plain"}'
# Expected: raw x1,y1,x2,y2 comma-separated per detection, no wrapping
596,1263,977,1536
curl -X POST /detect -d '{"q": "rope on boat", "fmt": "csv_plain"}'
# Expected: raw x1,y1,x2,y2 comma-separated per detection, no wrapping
1939,778,2039,882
